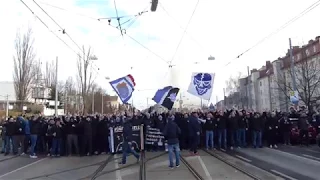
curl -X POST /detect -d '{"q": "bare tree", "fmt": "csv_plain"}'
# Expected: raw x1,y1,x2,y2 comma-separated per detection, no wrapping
44,60,56,87
77,46,95,114
225,72,242,95
13,28,37,109
274,56,320,110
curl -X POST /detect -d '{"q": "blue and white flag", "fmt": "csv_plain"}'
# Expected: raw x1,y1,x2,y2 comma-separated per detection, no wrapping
187,72,215,100
109,74,135,104
152,86,180,110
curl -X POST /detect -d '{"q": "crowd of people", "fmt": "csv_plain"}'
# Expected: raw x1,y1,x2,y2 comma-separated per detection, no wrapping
0,108,319,161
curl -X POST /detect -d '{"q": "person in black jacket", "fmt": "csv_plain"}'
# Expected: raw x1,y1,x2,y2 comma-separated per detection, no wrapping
5,117,19,155
81,117,93,156
228,111,238,150
65,117,79,156
280,115,292,145
120,114,140,165
163,114,181,169
51,119,63,157
97,116,109,154
204,113,215,150
29,116,41,158
188,112,201,155
237,111,248,148
217,111,227,150
46,119,55,156
252,113,263,148
266,112,278,148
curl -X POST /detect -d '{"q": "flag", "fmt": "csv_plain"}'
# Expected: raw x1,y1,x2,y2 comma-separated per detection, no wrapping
109,74,135,104
187,72,215,100
152,86,180,110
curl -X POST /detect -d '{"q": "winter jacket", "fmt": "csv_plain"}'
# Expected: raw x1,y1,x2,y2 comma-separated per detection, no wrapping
163,119,181,145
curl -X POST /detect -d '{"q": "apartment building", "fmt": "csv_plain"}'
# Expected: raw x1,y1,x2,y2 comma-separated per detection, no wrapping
230,36,320,112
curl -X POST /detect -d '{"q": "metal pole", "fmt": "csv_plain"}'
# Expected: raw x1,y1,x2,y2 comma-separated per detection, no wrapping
247,66,250,109
268,76,272,111
54,57,58,116
5,95,9,120
146,98,148,108
101,93,104,114
92,91,94,114
223,88,226,110
289,38,297,91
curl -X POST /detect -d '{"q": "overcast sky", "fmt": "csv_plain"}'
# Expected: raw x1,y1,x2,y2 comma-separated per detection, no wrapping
1,0,320,110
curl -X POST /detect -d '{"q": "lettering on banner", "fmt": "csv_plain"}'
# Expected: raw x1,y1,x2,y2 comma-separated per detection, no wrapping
145,127,165,146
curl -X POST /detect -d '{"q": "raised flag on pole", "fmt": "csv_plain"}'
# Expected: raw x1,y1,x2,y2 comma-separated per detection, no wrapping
187,72,215,100
152,86,180,110
109,74,135,103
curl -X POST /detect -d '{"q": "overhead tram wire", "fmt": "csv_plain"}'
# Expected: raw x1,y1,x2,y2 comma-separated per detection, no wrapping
20,0,78,55
168,0,200,66
224,0,320,67
20,0,103,78
159,2,209,56
39,1,144,21
33,0,82,51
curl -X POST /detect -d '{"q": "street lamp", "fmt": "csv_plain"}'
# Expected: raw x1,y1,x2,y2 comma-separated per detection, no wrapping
208,56,215,60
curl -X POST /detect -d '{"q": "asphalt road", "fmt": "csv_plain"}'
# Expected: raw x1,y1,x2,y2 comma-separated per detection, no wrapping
0,146,319,180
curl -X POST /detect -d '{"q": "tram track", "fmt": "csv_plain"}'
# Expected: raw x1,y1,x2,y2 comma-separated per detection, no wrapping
93,152,167,179
180,155,205,180
26,154,123,180
202,149,261,180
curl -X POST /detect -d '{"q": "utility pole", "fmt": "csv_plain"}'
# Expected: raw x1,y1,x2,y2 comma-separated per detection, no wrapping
54,57,58,116
5,95,9,120
246,66,250,109
289,38,299,110
146,98,149,108
289,38,297,91
223,88,226,110
101,93,104,114
268,75,272,111
92,91,94,114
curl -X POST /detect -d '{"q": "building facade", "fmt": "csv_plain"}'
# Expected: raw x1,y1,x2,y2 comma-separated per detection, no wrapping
232,36,320,112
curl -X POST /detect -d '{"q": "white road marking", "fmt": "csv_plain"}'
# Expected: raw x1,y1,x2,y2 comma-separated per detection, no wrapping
266,148,320,165
220,149,226,152
270,169,298,180
197,156,213,180
302,154,320,161
235,155,252,162
114,154,122,180
0,158,47,179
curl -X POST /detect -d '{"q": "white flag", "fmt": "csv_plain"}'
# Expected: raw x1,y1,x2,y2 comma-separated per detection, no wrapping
187,72,215,100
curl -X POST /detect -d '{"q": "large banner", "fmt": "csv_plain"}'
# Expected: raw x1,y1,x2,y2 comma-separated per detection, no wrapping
145,127,165,146
112,125,141,153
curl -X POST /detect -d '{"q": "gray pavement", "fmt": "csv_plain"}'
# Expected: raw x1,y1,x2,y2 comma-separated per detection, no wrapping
2,148,318,180
235,147,320,180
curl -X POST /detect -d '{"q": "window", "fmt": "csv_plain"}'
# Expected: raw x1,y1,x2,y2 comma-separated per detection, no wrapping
260,81,262,86
306,49,310,56
297,53,301,60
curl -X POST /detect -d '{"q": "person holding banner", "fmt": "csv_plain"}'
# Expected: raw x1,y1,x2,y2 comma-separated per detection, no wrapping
163,114,181,169
119,113,140,165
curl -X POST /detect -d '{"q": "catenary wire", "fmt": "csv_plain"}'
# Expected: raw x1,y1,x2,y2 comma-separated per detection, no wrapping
225,0,320,67
20,0,103,78
159,2,210,56
168,0,200,66
33,0,83,51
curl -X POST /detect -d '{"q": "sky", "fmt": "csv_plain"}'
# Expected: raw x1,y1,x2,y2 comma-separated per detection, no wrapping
1,0,320,110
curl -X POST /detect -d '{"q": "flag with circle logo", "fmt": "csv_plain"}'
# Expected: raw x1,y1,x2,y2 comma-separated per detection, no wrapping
109,74,135,104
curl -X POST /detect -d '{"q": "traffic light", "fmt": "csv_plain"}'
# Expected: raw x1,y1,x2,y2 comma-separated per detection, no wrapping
151,0,158,12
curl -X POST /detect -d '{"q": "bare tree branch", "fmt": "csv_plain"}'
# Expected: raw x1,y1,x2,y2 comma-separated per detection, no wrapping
13,28,37,109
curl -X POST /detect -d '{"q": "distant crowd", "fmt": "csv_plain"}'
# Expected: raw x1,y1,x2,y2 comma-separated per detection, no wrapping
1,108,320,159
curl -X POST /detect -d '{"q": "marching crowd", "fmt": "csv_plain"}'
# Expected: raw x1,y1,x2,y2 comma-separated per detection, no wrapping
1,108,320,160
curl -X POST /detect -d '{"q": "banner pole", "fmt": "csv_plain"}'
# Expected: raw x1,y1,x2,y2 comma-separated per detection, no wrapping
140,124,144,151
